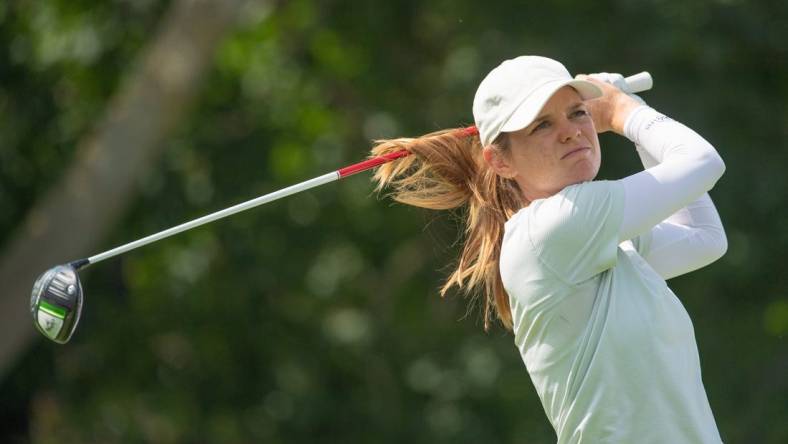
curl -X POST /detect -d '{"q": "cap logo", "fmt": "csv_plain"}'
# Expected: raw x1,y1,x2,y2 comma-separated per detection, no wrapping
487,96,502,106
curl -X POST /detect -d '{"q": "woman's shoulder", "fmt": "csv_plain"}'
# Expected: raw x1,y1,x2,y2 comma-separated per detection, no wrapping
508,180,622,223
502,180,627,285
505,180,624,247
554,179,623,203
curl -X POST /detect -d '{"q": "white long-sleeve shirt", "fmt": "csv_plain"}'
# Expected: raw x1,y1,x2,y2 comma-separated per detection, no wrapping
500,106,726,443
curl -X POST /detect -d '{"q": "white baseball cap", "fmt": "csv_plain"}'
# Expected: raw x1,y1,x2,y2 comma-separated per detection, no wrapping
472,56,602,147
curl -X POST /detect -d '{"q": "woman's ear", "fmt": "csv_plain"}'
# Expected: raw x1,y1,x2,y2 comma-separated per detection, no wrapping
482,146,517,179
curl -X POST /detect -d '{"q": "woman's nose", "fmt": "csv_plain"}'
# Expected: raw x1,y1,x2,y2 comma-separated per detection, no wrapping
558,120,582,143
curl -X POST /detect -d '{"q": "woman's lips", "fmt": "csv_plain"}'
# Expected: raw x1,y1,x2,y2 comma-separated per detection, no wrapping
561,147,591,159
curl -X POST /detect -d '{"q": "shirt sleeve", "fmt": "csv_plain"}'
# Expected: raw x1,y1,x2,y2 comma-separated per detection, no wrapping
635,194,728,279
618,106,727,278
618,106,726,243
527,180,625,285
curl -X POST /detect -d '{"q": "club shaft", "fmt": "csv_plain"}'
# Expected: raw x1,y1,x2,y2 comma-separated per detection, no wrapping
87,172,340,265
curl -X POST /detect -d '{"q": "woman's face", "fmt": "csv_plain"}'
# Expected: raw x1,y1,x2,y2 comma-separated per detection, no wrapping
484,86,601,202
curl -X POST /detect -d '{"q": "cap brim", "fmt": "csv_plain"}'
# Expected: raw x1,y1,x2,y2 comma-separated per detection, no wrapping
500,79,602,133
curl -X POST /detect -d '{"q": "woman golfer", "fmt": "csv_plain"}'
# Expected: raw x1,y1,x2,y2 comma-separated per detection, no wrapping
372,56,726,443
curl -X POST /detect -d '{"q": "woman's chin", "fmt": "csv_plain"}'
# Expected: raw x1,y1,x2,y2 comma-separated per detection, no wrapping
567,167,599,186
576,161,601,182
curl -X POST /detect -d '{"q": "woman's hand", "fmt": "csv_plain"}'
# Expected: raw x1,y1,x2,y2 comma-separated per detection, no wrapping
576,74,643,135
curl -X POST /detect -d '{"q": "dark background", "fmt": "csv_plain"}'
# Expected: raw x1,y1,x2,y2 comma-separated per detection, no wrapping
1,0,786,442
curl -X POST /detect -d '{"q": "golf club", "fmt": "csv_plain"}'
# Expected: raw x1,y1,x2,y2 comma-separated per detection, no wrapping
31,71,653,344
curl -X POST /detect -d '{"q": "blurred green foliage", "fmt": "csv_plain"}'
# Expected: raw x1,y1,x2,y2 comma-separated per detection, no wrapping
1,0,787,442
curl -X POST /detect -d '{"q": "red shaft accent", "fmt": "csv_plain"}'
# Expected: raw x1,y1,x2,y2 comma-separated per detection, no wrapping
336,125,477,179
337,150,412,178
460,125,479,136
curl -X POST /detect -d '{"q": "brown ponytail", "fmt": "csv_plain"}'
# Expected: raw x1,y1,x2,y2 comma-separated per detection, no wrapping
370,128,524,331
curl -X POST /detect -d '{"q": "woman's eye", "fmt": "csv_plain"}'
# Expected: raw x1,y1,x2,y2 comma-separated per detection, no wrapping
531,121,550,133
571,109,589,118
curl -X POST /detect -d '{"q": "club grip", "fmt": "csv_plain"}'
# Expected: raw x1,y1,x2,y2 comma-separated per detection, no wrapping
623,71,653,93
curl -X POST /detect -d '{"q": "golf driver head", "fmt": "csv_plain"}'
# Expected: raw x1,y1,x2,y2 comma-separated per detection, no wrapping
30,264,83,344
